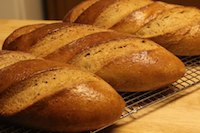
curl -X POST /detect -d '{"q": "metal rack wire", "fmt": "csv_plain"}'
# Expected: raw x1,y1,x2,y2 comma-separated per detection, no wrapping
0,56,199,133
121,56,200,117
92,56,200,133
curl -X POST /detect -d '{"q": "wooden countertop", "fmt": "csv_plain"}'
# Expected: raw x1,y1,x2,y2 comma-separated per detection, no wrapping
0,19,200,133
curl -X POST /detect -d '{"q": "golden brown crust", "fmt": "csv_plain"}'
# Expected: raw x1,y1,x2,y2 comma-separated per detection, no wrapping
96,48,186,92
67,1,200,56
2,21,187,93
75,0,153,29
8,81,125,132
2,23,72,51
151,22,200,56
66,37,185,92
134,6,200,56
76,0,116,24
0,59,67,94
3,24,46,47
28,23,107,58
0,51,125,132
45,31,131,62
111,2,176,33
64,0,99,22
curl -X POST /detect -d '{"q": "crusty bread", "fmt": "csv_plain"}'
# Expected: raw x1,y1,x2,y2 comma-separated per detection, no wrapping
136,7,200,38
136,7,200,56
76,0,118,25
45,31,130,62
0,51,36,70
64,0,200,56
0,59,66,93
0,50,125,132
69,37,185,91
3,23,186,92
111,2,177,33
3,24,46,47
29,23,107,57
3,23,70,51
3,23,107,57
151,22,200,56
76,0,153,28
65,0,100,22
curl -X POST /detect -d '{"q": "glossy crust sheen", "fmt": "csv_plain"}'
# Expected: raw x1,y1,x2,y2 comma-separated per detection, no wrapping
76,0,116,24
3,23,186,92
64,0,200,56
0,59,66,93
3,24,46,47
135,7,200,56
3,23,71,51
96,48,185,91
72,0,153,29
0,51,125,132
64,0,99,22
9,81,125,132
151,22,200,56
45,31,130,62
111,2,177,33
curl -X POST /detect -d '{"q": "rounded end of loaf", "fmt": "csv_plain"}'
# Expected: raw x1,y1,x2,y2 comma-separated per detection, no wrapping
0,51,125,132
96,45,186,92
7,78,125,132
3,24,46,49
152,23,200,56
63,0,99,23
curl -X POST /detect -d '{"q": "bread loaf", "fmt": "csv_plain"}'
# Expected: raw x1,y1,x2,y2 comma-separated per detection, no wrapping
75,0,153,29
63,0,200,56
65,0,100,22
3,24,46,47
3,23,186,92
0,50,125,132
136,7,200,56
111,2,177,34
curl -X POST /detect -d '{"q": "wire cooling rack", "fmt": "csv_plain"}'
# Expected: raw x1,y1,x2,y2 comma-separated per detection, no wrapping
121,56,200,117
92,56,200,133
0,56,200,133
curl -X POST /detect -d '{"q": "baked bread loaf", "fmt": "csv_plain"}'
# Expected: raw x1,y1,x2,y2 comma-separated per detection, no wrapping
3,24,46,47
63,0,200,56
0,50,125,132
3,23,186,92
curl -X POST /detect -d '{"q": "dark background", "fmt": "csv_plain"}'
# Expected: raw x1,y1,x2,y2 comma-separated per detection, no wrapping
43,0,200,20
44,0,83,20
